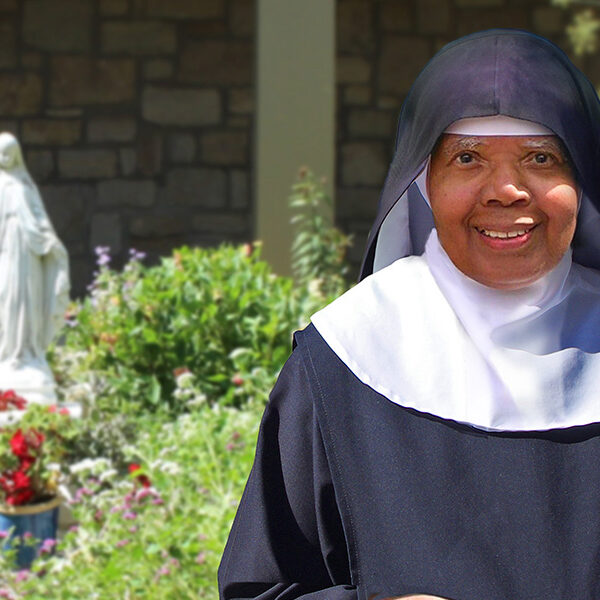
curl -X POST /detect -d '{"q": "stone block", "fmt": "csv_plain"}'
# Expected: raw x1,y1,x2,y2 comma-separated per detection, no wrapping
200,131,248,165
227,116,250,128
97,179,156,208
129,214,191,237
167,133,196,163
146,0,224,19
343,85,371,105
40,184,92,238
24,0,92,52
377,95,401,109
417,0,450,34
230,169,249,209
457,9,527,35
90,213,122,254
50,57,135,106
341,142,388,186
58,149,117,179
192,213,248,235
179,41,252,85
337,56,371,84
25,150,54,181
0,19,16,67
69,257,94,299
455,0,503,5
378,36,431,96
380,0,413,32
229,87,254,114
336,187,379,220
87,117,136,142
99,0,128,15
102,22,176,55
46,108,83,118
184,20,227,36
348,109,394,138
136,129,163,176
0,73,42,116
337,0,375,54
230,0,254,37
532,7,564,35
120,148,136,176
144,59,174,81
22,52,42,69
0,121,18,135
22,119,82,145
163,168,226,208
142,87,221,126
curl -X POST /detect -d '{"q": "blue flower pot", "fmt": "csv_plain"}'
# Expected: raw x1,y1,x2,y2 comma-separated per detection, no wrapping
0,497,60,568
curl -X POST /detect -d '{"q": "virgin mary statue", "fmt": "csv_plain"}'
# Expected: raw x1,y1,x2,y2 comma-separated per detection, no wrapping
0,132,70,404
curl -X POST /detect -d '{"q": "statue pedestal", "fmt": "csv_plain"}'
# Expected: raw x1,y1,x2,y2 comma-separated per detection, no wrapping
0,360,57,405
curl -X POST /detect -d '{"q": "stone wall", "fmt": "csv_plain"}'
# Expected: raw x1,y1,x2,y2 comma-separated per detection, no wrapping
0,0,254,296
0,0,592,293
335,0,591,275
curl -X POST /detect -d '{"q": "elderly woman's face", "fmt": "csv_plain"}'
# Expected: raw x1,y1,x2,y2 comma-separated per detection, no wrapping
428,134,579,289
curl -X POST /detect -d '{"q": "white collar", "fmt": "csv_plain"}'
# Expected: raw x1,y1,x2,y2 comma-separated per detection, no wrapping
312,237,600,431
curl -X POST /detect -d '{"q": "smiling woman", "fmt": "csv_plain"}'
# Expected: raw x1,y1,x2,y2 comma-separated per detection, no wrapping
219,29,600,600
428,133,579,289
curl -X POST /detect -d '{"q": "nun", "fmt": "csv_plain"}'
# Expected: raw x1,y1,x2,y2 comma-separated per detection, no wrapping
219,29,600,600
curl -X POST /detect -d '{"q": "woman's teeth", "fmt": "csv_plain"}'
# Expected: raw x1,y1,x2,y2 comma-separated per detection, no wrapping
477,228,529,239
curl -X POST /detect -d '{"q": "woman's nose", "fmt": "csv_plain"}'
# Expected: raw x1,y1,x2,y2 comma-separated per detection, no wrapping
482,164,531,206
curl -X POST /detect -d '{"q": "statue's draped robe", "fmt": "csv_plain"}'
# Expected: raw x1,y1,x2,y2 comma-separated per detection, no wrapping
0,174,69,365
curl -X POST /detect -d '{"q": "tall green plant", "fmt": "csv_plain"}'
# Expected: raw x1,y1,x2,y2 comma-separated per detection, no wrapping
290,167,352,300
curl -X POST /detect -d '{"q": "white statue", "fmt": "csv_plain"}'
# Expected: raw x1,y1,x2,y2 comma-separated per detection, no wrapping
0,132,70,404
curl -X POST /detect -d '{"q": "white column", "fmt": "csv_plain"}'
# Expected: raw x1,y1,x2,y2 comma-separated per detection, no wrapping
255,0,335,275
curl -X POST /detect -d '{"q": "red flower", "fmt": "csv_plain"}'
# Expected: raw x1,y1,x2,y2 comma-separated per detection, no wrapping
128,464,151,488
0,469,34,506
0,390,27,411
6,488,34,506
47,405,57,413
10,430,29,458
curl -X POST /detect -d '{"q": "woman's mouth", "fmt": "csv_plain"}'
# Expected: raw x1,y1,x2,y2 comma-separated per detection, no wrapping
475,226,535,239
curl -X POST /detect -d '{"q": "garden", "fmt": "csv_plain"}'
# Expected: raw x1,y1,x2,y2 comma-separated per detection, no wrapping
0,171,351,599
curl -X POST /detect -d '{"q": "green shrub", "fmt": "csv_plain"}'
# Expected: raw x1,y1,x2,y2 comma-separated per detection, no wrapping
51,168,351,419
53,243,302,416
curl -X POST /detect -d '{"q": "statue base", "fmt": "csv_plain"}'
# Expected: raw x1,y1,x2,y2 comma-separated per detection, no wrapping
0,360,57,405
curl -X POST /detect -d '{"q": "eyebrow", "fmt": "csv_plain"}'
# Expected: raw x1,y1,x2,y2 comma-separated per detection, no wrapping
439,135,567,158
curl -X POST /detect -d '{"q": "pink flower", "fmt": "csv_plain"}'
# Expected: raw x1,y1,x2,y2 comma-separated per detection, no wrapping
152,497,164,506
14,569,29,582
59,407,70,416
129,526,138,534
22,532,32,540
195,552,206,564
231,374,244,387
122,511,137,520
39,538,56,554
115,539,130,548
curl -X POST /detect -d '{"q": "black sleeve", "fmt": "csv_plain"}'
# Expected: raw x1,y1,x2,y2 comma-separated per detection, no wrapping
218,346,358,600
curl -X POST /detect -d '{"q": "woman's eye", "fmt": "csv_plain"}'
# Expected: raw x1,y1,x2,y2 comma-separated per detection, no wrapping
534,153,549,164
457,153,473,164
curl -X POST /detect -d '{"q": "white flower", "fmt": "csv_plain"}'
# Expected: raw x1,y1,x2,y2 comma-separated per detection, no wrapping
175,371,194,389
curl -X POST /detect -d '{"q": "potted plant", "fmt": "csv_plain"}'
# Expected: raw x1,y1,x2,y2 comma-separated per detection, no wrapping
0,390,77,567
